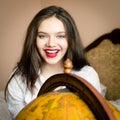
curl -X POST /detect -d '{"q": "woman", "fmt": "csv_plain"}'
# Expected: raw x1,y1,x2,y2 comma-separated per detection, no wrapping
5,5,101,118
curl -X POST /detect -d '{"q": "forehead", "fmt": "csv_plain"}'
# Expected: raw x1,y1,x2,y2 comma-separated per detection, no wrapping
38,17,66,33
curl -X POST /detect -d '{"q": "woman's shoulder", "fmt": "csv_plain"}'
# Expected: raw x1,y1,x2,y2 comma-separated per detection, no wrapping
73,65,101,93
7,72,27,93
73,65,98,76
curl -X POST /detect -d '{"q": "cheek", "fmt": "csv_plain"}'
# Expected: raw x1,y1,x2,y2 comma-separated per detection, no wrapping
36,39,43,49
36,40,43,54
61,40,68,51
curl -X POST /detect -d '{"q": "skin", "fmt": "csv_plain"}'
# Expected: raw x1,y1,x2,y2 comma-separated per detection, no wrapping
36,16,68,79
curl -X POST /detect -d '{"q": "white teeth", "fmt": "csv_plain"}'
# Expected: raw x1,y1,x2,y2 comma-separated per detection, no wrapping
46,50,58,53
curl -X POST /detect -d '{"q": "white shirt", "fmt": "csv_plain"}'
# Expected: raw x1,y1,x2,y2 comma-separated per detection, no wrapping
6,65,101,118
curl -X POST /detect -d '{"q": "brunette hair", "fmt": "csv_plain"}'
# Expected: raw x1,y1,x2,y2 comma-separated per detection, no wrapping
5,5,89,92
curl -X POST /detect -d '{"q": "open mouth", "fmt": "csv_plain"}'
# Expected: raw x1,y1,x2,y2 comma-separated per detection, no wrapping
45,49,59,58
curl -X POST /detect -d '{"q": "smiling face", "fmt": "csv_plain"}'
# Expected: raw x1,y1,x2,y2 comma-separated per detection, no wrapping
36,16,68,65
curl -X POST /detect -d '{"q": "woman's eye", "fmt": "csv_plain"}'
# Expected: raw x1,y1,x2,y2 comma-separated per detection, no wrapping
38,34,47,39
57,35,66,39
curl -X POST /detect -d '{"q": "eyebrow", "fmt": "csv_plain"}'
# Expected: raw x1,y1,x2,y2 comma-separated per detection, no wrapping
37,31,66,34
38,31,46,34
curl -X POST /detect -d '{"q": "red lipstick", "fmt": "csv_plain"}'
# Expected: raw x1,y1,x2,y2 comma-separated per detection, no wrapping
45,49,59,58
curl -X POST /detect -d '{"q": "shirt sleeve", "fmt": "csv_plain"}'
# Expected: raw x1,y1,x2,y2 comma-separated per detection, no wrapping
6,75,26,118
73,66,102,93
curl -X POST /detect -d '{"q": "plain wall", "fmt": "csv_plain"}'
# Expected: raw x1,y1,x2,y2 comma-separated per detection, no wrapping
0,0,120,90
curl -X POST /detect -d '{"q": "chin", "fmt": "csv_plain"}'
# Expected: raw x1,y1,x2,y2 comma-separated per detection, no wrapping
45,58,62,65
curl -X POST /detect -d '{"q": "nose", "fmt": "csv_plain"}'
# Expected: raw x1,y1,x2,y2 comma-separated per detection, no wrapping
46,36,56,47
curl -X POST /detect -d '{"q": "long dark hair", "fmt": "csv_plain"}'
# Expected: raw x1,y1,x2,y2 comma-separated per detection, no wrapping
5,5,89,92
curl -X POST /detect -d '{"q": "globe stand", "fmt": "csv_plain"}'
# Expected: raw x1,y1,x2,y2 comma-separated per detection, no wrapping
38,58,116,120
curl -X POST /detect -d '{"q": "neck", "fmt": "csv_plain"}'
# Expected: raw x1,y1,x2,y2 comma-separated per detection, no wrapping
41,62,64,80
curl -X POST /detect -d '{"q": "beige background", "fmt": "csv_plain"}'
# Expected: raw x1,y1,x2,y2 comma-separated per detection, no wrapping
0,0,120,90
